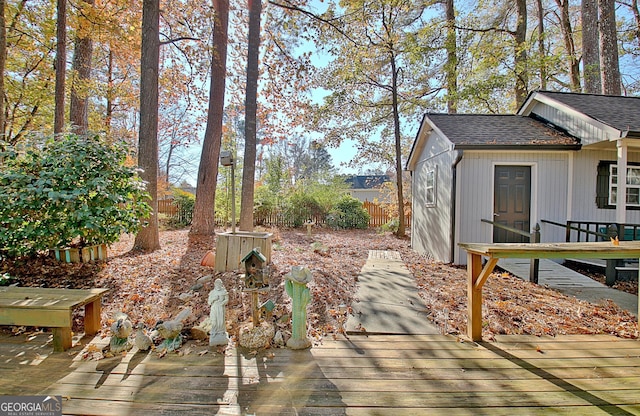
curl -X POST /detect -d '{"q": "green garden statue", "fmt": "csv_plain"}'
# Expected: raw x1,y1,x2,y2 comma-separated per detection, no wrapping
285,266,312,349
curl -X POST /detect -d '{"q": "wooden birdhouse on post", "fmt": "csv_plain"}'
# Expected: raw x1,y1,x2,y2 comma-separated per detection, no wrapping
242,248,271,326
242,248,269,290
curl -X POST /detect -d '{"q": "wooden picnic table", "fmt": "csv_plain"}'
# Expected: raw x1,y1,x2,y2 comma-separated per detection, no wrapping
458,241,640,341
0,287,109,351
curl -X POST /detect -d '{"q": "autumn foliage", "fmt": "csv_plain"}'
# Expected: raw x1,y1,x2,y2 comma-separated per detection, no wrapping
2,228,636,347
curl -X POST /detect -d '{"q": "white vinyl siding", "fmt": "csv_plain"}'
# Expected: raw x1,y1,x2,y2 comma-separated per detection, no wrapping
410,131,454,262
454,151,571,264
529,102,612,145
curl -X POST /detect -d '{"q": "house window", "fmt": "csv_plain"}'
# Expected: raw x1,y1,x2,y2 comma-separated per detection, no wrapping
425,168,436,206
596,161,640,209
609,165,640,206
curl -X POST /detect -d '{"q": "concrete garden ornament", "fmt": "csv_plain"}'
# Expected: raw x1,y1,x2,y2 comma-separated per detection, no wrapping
208,278,229,346
285,266,313,349
155,308,191,352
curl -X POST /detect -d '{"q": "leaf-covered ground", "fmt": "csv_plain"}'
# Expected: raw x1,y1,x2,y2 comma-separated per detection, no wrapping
2,227,637,344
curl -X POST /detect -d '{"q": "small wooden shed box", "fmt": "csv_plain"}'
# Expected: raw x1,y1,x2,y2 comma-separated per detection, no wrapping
215,231,272,272
242,248,269,289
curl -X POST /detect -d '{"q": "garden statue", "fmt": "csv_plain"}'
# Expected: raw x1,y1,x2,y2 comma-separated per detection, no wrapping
155,307,191,352
110,312,133,353
134,323,153,351
208,278,229,346
285,266,313,349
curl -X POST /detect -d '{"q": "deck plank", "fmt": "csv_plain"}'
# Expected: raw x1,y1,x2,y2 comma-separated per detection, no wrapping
2,332,640,415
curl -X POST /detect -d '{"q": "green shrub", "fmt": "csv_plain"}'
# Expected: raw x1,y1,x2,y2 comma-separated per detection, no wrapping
167,193,195,227
0,273,14,286
0,134,151,257
326,195,370,229
380,218,400,233
285,192,327,227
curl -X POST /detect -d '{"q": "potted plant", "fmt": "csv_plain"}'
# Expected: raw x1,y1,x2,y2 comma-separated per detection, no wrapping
0,134,151,262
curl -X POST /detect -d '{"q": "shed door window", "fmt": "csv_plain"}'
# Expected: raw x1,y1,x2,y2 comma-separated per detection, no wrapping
609,165,640,206
425,169,436,206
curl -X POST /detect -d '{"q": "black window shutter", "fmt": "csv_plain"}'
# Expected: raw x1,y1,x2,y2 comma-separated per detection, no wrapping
595,161,611,209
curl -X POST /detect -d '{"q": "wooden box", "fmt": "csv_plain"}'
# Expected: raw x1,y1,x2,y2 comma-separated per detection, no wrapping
215,232,272,272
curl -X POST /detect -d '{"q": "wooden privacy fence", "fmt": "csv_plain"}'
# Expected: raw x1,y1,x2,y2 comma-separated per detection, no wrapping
157,199,193,224
158,199,411,228
364,201,411,228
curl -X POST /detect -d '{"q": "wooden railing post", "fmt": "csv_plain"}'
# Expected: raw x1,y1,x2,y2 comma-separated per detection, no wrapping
529,223,540,284
606,224,620,286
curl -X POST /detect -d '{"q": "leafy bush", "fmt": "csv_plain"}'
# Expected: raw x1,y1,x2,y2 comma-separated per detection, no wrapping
167,193,195,228
326,195,370,229
380,218,400,233
0,134,151,257
0,273,14,286
285,191,326,227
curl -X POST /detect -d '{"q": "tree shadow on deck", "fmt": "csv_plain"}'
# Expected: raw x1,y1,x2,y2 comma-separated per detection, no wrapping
237,347,347,415
480,341,635,415
0,331,91,395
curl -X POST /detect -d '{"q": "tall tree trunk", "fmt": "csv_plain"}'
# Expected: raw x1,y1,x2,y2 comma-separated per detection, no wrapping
555,0,581,91
445,0,457,114
69,0,94,135
191,0,230,235
165,142,174,181
134,0,161,251
599,0,621,95
0,0,6,137
105,49,113,134
630,0,640,46
54,0,66,135
390,52,405,238
514,0,528,108
239,0,262,231
582,0,601,92
536,0,547,90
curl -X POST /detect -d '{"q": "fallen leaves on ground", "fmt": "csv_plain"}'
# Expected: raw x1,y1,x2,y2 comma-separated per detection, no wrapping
2,227,637,346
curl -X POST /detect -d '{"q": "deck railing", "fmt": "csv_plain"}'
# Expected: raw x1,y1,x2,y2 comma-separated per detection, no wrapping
540,219,640,243
540,219,640,285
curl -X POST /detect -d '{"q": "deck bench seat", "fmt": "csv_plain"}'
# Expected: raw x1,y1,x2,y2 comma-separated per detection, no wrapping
0,287,109,352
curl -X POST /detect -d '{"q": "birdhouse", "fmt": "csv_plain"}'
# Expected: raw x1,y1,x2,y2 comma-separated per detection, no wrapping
242,248,269,289
220,150,234,167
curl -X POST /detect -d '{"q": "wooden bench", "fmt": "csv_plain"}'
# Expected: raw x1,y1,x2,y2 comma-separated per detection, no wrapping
0,287,109,352
458,241,640,342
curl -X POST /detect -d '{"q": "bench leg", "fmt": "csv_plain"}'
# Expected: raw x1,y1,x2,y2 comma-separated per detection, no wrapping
467,253,484,342
52,327,72,352
84,299,102,335
467,254,499,342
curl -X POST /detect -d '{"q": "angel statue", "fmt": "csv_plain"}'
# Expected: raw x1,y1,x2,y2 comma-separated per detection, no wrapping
208,278,229,346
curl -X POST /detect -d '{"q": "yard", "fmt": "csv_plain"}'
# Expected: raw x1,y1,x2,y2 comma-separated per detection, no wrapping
1,227,637,349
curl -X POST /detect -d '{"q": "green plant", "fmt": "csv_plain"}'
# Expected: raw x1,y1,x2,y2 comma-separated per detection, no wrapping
380,218,400,233
326,195,370,229
0,134,151,257
286,192,325,227
167,193,195,228
0,273,14,286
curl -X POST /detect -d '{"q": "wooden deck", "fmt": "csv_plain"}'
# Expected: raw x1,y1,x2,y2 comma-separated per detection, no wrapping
1,331,640,415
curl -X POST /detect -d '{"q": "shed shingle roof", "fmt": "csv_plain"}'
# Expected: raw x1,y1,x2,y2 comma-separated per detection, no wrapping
426,114,580,148
536,91,640,133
